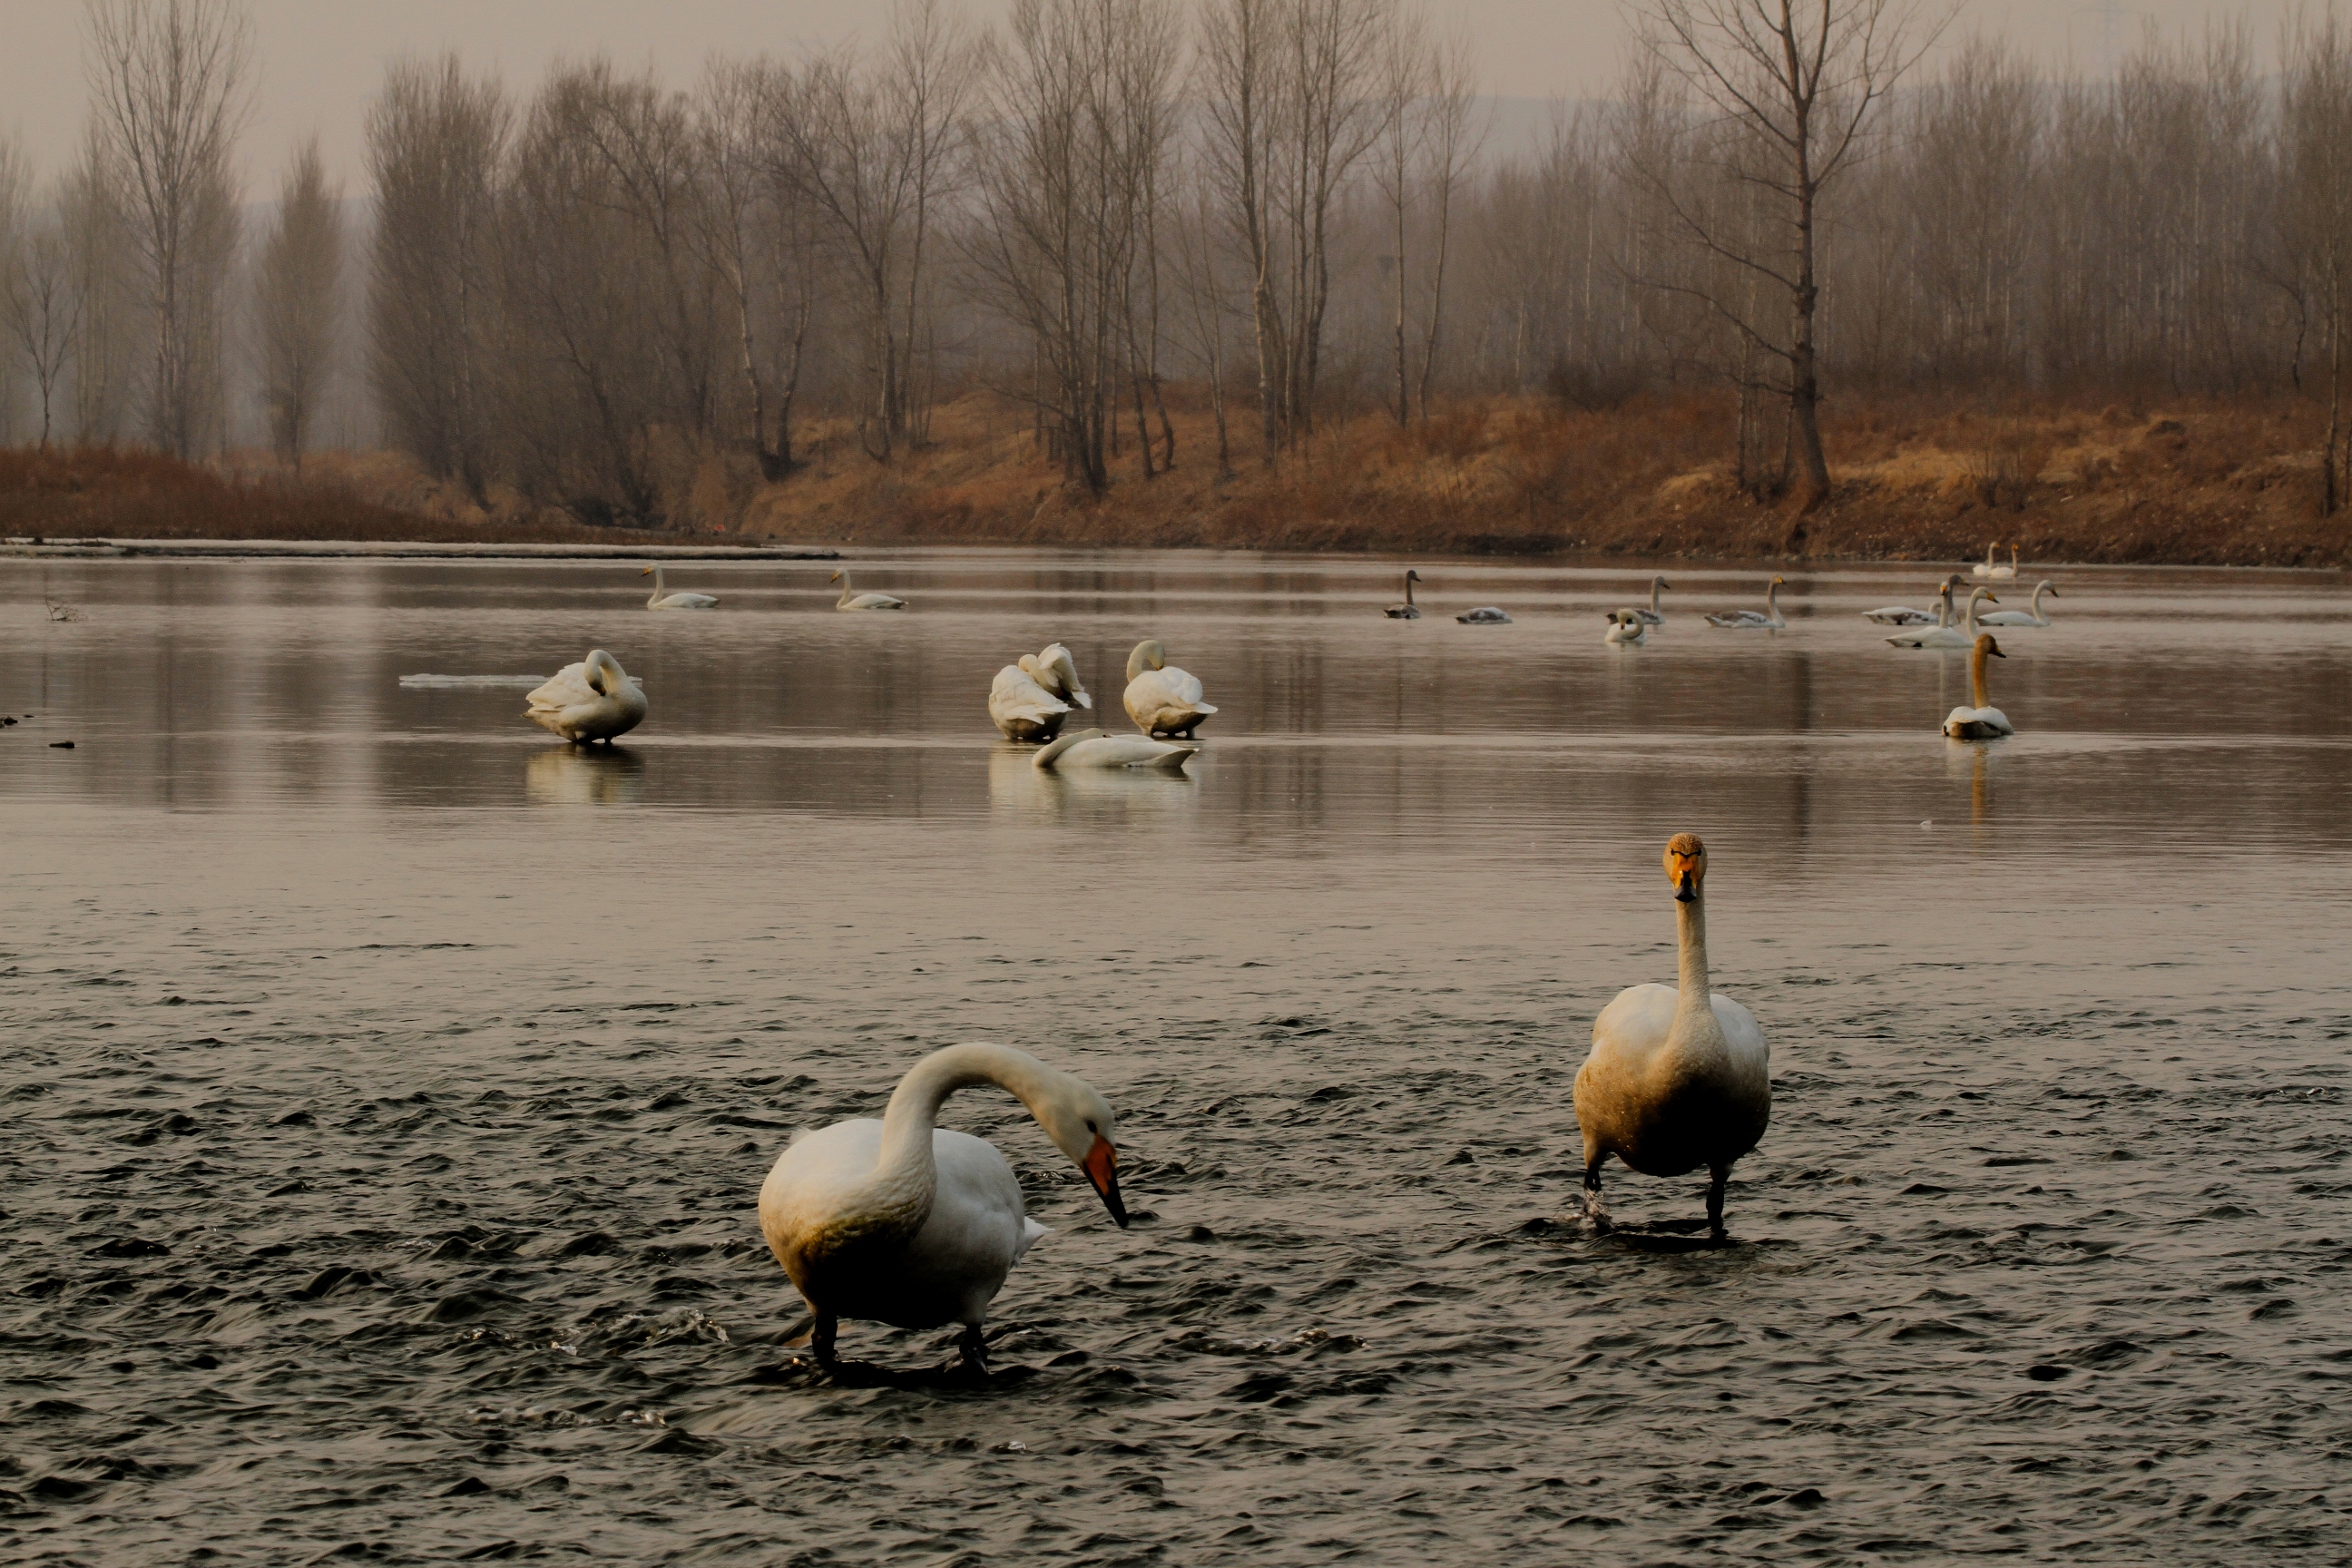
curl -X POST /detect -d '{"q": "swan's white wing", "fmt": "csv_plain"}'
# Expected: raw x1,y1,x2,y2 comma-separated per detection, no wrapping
1586,982,1678,1073
527,662,597,712
1036,644,1092,709
1710,994,1769,1079
990,664,1071,728
1975,611,2038,626
909,1129,1033,1322
1160,665,1208,707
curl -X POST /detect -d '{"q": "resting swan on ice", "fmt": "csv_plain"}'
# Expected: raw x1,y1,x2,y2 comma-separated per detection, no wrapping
524,650,646,744
758,1044,1127,1373
988,643,1092,741
1574,834,1770,1239
1032,727,1198,771
1123,640,1217,737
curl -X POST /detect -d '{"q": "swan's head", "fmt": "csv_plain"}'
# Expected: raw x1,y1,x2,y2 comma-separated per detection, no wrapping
828,570,846,584
1017,653,1042,678
1769,574,1787,587
1127,640,1167,681
1036,1072,1127,1229
1663,832,1707,903
1040,644,1090,706
639,566,656,578
1405,569,1422,583
1653,575,1671,589
584,649,633,697
1976,633,2005,659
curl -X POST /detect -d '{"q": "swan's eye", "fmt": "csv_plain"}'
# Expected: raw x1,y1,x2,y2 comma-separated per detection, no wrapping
1085,1120,1098,1134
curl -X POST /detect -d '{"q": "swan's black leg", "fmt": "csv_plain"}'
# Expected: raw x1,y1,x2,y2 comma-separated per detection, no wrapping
1583,1158,1612,1234
811,1313,839,1368
1706,1165,1729,1240
956,1323,990,1375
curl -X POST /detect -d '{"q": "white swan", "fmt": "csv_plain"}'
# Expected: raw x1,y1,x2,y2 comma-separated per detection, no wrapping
1705,575,1788,629
758,1044,1127,1373
524,649,647,744
1632,575,1672,626
1574,833,1770,1238
1991,544,2019,580
1943,633,2015,740
1861,573,1962,625
1976,580,2057,627
1455,604,1513,623
1033,726,1197,771
833,570,907,611
1886,586,1997,649
1123,640,1216,737
641,564,718,610
1603,609,1648,646
1385,569,1424,619
1972,543,1999,578
988,643,1092,741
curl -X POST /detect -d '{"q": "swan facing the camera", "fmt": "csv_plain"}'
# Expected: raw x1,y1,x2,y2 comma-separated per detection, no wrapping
1032,727,1198,771
1604,609,1648,646
833,570,907,611
1575,834,1770,1238
759,1044,1127,1374
1123,641,1216,737
1385,569,1424,619
988,643,1093,741
1976,580,2058,627
524,650,647,744
642,565,718,610
1705,576,1788,630
1943,633,2016,740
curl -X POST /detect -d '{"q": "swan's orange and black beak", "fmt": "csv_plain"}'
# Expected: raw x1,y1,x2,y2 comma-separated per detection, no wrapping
1083,1135,1129,1228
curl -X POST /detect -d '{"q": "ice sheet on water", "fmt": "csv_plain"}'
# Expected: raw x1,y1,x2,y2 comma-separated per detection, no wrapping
399,674,550,689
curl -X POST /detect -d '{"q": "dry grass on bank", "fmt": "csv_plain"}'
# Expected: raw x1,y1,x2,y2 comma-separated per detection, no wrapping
6,389,2348,565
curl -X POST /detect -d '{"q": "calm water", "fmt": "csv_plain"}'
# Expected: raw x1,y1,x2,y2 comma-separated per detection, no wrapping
4,550,2350,1564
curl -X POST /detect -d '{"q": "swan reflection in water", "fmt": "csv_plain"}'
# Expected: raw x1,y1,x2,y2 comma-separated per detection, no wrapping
986,744,1199,823
525,745,645,806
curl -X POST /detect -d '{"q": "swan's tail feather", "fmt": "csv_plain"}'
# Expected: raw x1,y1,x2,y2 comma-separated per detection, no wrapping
1014,1217,1052,1261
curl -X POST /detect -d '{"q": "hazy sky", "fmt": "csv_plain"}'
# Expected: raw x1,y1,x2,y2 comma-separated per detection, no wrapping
0,0,2294,188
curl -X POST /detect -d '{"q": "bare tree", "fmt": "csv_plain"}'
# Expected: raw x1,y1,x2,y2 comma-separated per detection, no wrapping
2276,14,2352,512
81,0,253,459
63,127,139,444
253,136,342,470
1627,0,1945,505
7,194,89,450
698,59,816,479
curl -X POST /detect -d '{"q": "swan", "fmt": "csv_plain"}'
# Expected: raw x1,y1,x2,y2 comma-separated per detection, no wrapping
1455,605,1513,623
641,565,718,611
1385,569,1424,619
1976,580,2057,627
1603,609,1647,646
1990,544,2019,580
1123,640,1217,737
1632,575,1672,626
524,649,647,744
833,570,907,611
1972,543,1999,578
758,1043,1128,1373
1574,833,1770,1238
1033,727,1198,771
1886,586,1997,649
1942,633,2015,740
1861,573,1963,625
988,643,1092,741
1704,575,1788,629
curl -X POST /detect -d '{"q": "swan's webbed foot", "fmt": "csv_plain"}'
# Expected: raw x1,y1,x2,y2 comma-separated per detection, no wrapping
955,1323,991,1377
1583,1162,1612,1235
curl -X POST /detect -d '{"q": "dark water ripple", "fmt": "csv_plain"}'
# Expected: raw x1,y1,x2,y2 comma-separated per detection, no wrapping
2,554,2349,1563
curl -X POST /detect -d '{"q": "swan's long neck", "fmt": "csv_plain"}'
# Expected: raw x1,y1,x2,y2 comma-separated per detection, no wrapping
1406,573,1416,607
1650,579,1662,612
1965,589,1990,633
1669,890,1724,1052
862,1044,1064,1237
1766,580,1783,626
1937,586,1955,628
1970,640,1993,710
2032,582,2050,620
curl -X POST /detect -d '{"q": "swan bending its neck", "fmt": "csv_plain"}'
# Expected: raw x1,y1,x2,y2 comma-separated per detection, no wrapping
1127,640,1166,680
861,1044,1122,1231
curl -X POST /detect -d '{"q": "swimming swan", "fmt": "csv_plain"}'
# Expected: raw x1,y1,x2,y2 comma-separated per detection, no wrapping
833,570,907,611
642,565,718,610
988,643,1093,741
1455,604,1513,623
1604,609,1648,646
1973,543,2019,580
1632,576,1672,626
1886,586,1997,649
1123,641,1217,737
758,1043,1128,1373
1976,580,2057,627
524,650,647,744
1033,727,1198,771
1385,569,1424,619
1942,633,2015,740
1574,834,1770,1238
1705,575,1788,629
1861,573,1963,625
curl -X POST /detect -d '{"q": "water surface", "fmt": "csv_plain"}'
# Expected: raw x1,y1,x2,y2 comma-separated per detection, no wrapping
4,551,2349,1563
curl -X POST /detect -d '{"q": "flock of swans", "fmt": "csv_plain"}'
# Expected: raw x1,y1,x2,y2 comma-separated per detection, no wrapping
505,551,2070,1375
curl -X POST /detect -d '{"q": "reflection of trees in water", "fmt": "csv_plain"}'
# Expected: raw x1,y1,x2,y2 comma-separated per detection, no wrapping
526,745,645,807
986,745,1199,827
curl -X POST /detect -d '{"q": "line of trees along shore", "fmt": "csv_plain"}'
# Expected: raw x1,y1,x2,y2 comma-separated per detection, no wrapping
10,0,2352,529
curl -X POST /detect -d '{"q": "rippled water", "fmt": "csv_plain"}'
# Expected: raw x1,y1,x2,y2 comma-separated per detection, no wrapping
4,550,2350,1564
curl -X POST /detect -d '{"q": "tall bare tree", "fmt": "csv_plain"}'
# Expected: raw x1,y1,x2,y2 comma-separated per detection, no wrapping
253,136,342,469
7,192,88,451
81,0,253,459
1628,0,1945,505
